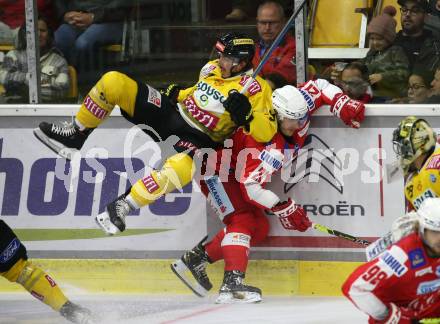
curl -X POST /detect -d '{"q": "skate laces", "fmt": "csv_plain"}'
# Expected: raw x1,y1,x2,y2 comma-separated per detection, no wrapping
115,198,131,221
51,121,78,137
186,249,209,282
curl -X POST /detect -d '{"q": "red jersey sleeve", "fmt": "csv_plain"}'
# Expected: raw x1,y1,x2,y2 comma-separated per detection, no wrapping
232,129,282,210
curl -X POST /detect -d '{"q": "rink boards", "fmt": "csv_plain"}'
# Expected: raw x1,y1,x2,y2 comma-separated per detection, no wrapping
0,105,440,295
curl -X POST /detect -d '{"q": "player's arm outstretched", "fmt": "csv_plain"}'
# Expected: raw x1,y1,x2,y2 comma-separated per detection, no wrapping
299,78,365,128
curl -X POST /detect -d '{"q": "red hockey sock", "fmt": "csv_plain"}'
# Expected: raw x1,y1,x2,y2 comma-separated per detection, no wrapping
204,230,225,262
220,230,251,272
222,244,249,272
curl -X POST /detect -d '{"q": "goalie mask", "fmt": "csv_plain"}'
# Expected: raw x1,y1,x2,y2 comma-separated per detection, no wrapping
272,85,309,127
392,116,436,174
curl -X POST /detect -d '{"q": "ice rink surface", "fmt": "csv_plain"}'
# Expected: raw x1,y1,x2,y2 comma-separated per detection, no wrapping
0,294,368,324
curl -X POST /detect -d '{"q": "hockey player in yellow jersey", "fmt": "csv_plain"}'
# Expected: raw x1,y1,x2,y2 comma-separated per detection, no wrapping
0,220,95,323
392,116,439,211
33,32,277,235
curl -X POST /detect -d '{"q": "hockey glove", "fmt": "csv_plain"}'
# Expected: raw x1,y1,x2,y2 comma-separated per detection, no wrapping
375,303,415,324
330,93,365,129
271,198,312,232
161,83,181,105
223,90,253,126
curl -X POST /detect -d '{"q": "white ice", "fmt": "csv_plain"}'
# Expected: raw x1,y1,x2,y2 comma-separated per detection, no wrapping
0,294,368,324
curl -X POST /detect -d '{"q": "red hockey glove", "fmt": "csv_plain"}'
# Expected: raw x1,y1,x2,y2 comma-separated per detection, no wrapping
271,198,312,232
373,303,415,324
330,93,365,129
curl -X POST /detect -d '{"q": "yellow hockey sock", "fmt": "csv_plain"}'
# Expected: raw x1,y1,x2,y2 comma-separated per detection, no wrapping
1,259,68,311
130,153,195,207
76,71,138,128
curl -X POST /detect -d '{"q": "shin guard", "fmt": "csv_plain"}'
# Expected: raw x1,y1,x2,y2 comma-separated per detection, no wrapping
130,153,195,207
76,71,138,128
2,259,68,311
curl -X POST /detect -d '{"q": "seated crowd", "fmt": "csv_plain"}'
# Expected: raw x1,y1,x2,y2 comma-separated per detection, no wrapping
0,0,440,104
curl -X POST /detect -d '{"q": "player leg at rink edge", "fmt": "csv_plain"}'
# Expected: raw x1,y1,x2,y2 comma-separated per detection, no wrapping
342,198,440,323
172,85,323,304
33,32,277,236
172,209,270,304
0,220,96,324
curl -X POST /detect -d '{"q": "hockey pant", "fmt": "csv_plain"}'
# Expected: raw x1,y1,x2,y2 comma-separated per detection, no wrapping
0,220,68,311
200,178,270,272
74,71,219,207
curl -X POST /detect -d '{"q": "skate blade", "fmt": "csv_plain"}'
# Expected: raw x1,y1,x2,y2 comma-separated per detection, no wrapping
95,211,121,235
215,292,262,304
170,259,209,297
33,128,79,161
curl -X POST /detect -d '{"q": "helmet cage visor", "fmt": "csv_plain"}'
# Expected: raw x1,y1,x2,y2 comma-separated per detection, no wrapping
392,121,415,161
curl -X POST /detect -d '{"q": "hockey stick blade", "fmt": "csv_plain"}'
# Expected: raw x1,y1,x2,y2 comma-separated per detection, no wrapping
240,0,308,94
312,223,371,246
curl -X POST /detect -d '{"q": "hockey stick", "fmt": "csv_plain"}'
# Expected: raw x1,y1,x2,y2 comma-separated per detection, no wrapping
420,318,440,323
241,0,308,94
312,222,371,246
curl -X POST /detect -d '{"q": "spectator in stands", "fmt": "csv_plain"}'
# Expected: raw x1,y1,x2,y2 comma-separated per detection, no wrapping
390,69,434,103
395,0,440,72
54,0,127,78
0,17,69,103
0,0,55,46
334,62,373,103
424,65,440,102
252,1,296,89
429,0,440,15
225,0,292,22
360,6,409,101
425,0,440,38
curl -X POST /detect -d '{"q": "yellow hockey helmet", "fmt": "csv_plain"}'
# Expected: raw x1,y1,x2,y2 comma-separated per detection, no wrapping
392,116,436,173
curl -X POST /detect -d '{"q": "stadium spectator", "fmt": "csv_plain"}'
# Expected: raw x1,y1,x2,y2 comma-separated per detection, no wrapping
360,6,409,101
334,62,373,103
424,65,440,102
0,0,55,46
395,0,440,72
389,69,434,103
425,0,440,37
252,1,296,89
225,0,293,22
0,17,69,103
53,0,127,79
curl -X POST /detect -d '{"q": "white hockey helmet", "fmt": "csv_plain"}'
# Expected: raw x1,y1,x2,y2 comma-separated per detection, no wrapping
272,85,309,121
417,198,440,233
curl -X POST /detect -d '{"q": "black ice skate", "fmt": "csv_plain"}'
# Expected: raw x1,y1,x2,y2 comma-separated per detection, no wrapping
216,270,262,304
95,193,134,235
33,121,92,160
171,236,213,297
59,301,97,324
